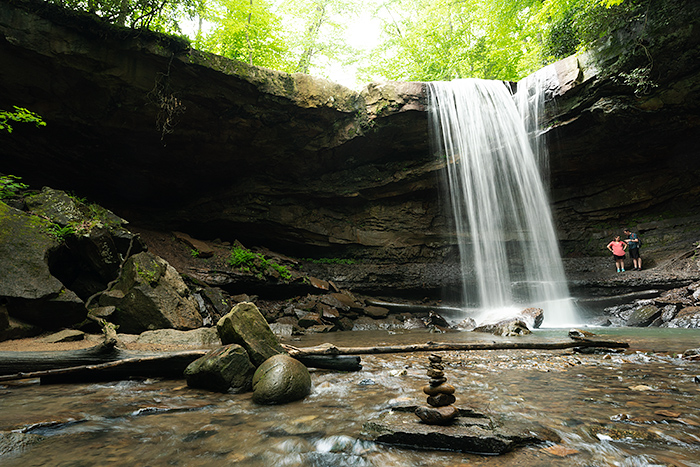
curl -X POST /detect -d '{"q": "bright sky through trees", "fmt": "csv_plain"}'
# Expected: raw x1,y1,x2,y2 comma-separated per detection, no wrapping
307,11,383,88
48,0,633,89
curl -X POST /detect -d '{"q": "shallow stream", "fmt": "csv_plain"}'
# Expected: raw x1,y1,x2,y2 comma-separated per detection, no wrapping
2,328,699,466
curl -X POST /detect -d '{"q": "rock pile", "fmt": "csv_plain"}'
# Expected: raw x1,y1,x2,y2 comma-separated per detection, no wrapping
414,353,458,425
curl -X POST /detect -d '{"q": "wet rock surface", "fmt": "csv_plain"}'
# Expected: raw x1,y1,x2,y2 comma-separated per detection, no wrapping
601,281,700,328
251,353,312,405
184,344,255,393
364,408,557,455
2,0,700,344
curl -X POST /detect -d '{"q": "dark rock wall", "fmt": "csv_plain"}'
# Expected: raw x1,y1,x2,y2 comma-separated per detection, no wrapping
542,0,700,256
1,0,699,263
1,0,450,261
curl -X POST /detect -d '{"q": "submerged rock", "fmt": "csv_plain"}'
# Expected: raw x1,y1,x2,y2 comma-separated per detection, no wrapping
0,431,44,458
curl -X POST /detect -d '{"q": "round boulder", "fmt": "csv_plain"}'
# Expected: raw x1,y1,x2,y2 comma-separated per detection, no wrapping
252,354,311,405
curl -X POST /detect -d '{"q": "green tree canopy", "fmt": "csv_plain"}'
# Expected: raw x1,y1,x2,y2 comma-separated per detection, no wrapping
193,0,292,70
45,0,643,84
358,0,637,83
47,0,205,32
277,0,360,75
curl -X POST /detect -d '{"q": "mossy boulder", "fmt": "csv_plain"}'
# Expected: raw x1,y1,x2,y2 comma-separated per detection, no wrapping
25,187,83,226
102,252,203,333
0,201,62,298
0,202,86,331
217,302,286,366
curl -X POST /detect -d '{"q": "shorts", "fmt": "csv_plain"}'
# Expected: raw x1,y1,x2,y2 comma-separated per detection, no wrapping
629,248,640,259
613,254,625,260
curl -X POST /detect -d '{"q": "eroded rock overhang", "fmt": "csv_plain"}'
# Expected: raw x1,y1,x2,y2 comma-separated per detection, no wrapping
2,0,699,260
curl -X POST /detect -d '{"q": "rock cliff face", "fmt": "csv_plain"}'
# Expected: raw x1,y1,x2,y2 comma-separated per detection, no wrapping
1,0,699,263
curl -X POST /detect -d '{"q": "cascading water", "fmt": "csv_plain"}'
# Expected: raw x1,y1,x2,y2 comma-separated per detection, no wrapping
428,71,578,327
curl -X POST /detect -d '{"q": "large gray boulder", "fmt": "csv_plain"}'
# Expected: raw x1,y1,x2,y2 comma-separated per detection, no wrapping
252,354,311,405
100,252,203,333
0,201,86,331
0,201,62,299
474,319,532,336
217,302,286,366
184,344,255,393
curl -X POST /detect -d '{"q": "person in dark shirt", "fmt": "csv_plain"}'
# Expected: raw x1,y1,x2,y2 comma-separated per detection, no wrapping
624,228,642,271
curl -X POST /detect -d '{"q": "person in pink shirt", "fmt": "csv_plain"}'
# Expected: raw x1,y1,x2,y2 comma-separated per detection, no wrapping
607,235,628,273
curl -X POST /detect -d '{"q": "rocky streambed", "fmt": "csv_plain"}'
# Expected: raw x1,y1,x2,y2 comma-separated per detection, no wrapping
1,327,700,466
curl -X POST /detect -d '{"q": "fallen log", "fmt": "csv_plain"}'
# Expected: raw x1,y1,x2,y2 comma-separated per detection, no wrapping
0,348,209,383
295,354,362,372
0,341,366,383
281,338,629,357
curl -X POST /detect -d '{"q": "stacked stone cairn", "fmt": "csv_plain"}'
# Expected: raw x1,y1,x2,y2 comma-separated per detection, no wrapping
414,353,459,425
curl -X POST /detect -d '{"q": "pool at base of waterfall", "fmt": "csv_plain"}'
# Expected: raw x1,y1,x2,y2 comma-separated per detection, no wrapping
1,328,699,467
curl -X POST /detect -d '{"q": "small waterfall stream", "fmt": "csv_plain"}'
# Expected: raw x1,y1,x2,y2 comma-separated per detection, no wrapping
427,74,577,327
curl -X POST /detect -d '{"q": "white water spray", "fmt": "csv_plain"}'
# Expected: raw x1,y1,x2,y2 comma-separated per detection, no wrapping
428,72,578,327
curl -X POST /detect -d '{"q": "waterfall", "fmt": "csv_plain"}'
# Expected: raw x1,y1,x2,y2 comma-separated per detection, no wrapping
428,71,577,327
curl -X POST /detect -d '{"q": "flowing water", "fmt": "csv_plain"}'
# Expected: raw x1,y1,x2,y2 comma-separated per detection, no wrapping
427,75,577,327
2,328,699,466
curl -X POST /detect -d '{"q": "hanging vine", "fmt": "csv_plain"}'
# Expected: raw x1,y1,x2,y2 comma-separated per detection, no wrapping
147,54,185,140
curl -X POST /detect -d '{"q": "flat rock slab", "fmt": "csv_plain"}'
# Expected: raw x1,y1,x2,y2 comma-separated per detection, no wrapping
362,409,558,455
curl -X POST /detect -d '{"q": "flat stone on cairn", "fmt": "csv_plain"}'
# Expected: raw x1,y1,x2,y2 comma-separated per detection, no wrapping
415,353,458,425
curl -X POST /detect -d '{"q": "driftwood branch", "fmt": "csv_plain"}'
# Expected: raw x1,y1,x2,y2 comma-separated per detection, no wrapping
281,338,629,357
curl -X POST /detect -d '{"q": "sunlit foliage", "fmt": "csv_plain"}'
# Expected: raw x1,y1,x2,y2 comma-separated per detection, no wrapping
47,0,205,32
45,0,644,83
277,0,360,75
0,106,46,133
359,0,636,82
194,0,293,70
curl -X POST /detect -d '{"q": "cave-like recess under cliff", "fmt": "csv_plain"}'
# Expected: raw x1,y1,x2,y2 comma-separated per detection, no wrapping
1,0,699,262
